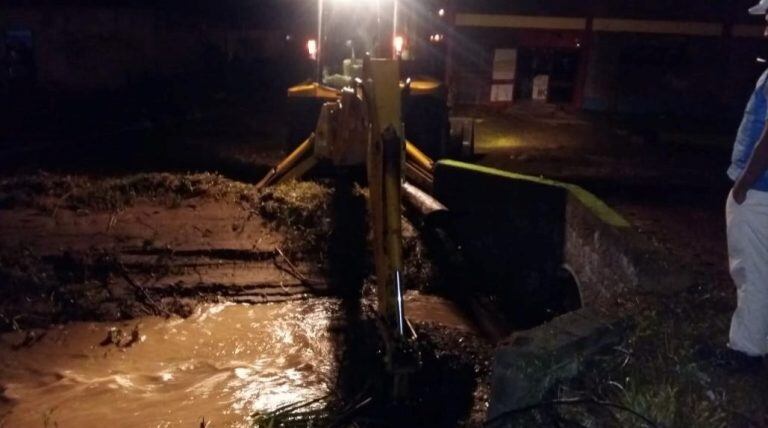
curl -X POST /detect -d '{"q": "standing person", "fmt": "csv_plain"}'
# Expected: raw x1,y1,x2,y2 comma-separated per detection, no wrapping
723,0,768,371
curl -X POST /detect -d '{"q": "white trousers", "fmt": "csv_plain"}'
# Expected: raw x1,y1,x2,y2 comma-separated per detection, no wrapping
727,189,768,356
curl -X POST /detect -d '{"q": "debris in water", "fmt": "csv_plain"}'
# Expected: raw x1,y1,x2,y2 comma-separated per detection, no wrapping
99,327,125,347
99,324,143,348
12,330,46,350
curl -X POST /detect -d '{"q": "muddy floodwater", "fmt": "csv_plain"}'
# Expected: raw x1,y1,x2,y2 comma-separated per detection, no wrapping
0,292,484,428
0,300,340,428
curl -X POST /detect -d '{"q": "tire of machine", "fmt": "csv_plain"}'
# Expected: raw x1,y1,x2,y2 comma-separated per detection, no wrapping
285,97,325,153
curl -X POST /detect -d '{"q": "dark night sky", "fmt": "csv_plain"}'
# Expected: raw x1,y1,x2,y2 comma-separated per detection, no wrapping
4,0,296,28
456,0,761,23
6,1,767,28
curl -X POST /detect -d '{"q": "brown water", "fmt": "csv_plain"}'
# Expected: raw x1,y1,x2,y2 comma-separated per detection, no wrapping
0,300,340,428
404,292,480,334
0,294,481,428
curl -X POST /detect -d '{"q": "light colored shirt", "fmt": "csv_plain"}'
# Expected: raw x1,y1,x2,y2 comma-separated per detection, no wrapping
728,68,768,191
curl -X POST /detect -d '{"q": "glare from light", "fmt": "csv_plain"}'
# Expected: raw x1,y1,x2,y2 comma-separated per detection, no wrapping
393,35,405,55
331,0,375,5
438,8,445,17
307,39,318,60
429,33,444,42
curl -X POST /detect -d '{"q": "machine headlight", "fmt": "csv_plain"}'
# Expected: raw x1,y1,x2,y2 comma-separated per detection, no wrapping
307,39,318,60
393,35,405,56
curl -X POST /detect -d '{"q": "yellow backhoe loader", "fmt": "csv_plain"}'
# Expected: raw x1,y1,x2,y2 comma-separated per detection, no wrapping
256,0,473,397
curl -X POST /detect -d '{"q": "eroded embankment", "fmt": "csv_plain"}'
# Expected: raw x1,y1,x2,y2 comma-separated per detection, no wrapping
0,172,292,328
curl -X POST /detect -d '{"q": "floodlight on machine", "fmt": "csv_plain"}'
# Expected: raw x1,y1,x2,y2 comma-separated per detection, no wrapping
307,39,318,60
317,0,401,60
429,34,443,43
393,35,405,56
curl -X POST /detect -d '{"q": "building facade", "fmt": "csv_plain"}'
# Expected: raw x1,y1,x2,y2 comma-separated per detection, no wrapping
447,0,767,120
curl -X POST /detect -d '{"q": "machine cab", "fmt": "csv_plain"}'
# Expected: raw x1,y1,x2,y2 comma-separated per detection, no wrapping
284,0,473,160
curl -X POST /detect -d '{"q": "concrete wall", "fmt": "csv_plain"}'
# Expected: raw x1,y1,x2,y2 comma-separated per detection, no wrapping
431,160,692,422
434,160,569,327
433,160,689,318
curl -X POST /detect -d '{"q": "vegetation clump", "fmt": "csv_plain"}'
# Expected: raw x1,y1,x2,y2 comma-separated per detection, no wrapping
256,180,335,261
257,180,439,290
494,291,743,428
401,220,439,291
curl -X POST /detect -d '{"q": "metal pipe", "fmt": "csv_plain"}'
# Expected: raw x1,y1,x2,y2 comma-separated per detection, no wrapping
392,0,399,59
317,0,324,83
382,126,404,328
405,140,435,173
395,269,405,337
255,135,315,189
405,161,434,193
402,181,447,216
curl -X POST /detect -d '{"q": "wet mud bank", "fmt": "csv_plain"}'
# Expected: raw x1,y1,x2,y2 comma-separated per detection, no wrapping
0,172,300,330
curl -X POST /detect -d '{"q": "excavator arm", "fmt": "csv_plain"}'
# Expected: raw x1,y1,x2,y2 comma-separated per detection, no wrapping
256,57,428,397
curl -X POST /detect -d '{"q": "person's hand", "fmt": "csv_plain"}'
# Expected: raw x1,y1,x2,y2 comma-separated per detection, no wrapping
733,182,749,205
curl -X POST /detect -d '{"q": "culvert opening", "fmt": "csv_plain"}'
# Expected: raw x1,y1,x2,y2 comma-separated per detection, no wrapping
404,199,585,335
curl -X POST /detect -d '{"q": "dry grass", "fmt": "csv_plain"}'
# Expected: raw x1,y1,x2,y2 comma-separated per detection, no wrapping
514,288,755,428
491,279,761,428
0,171,257,212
